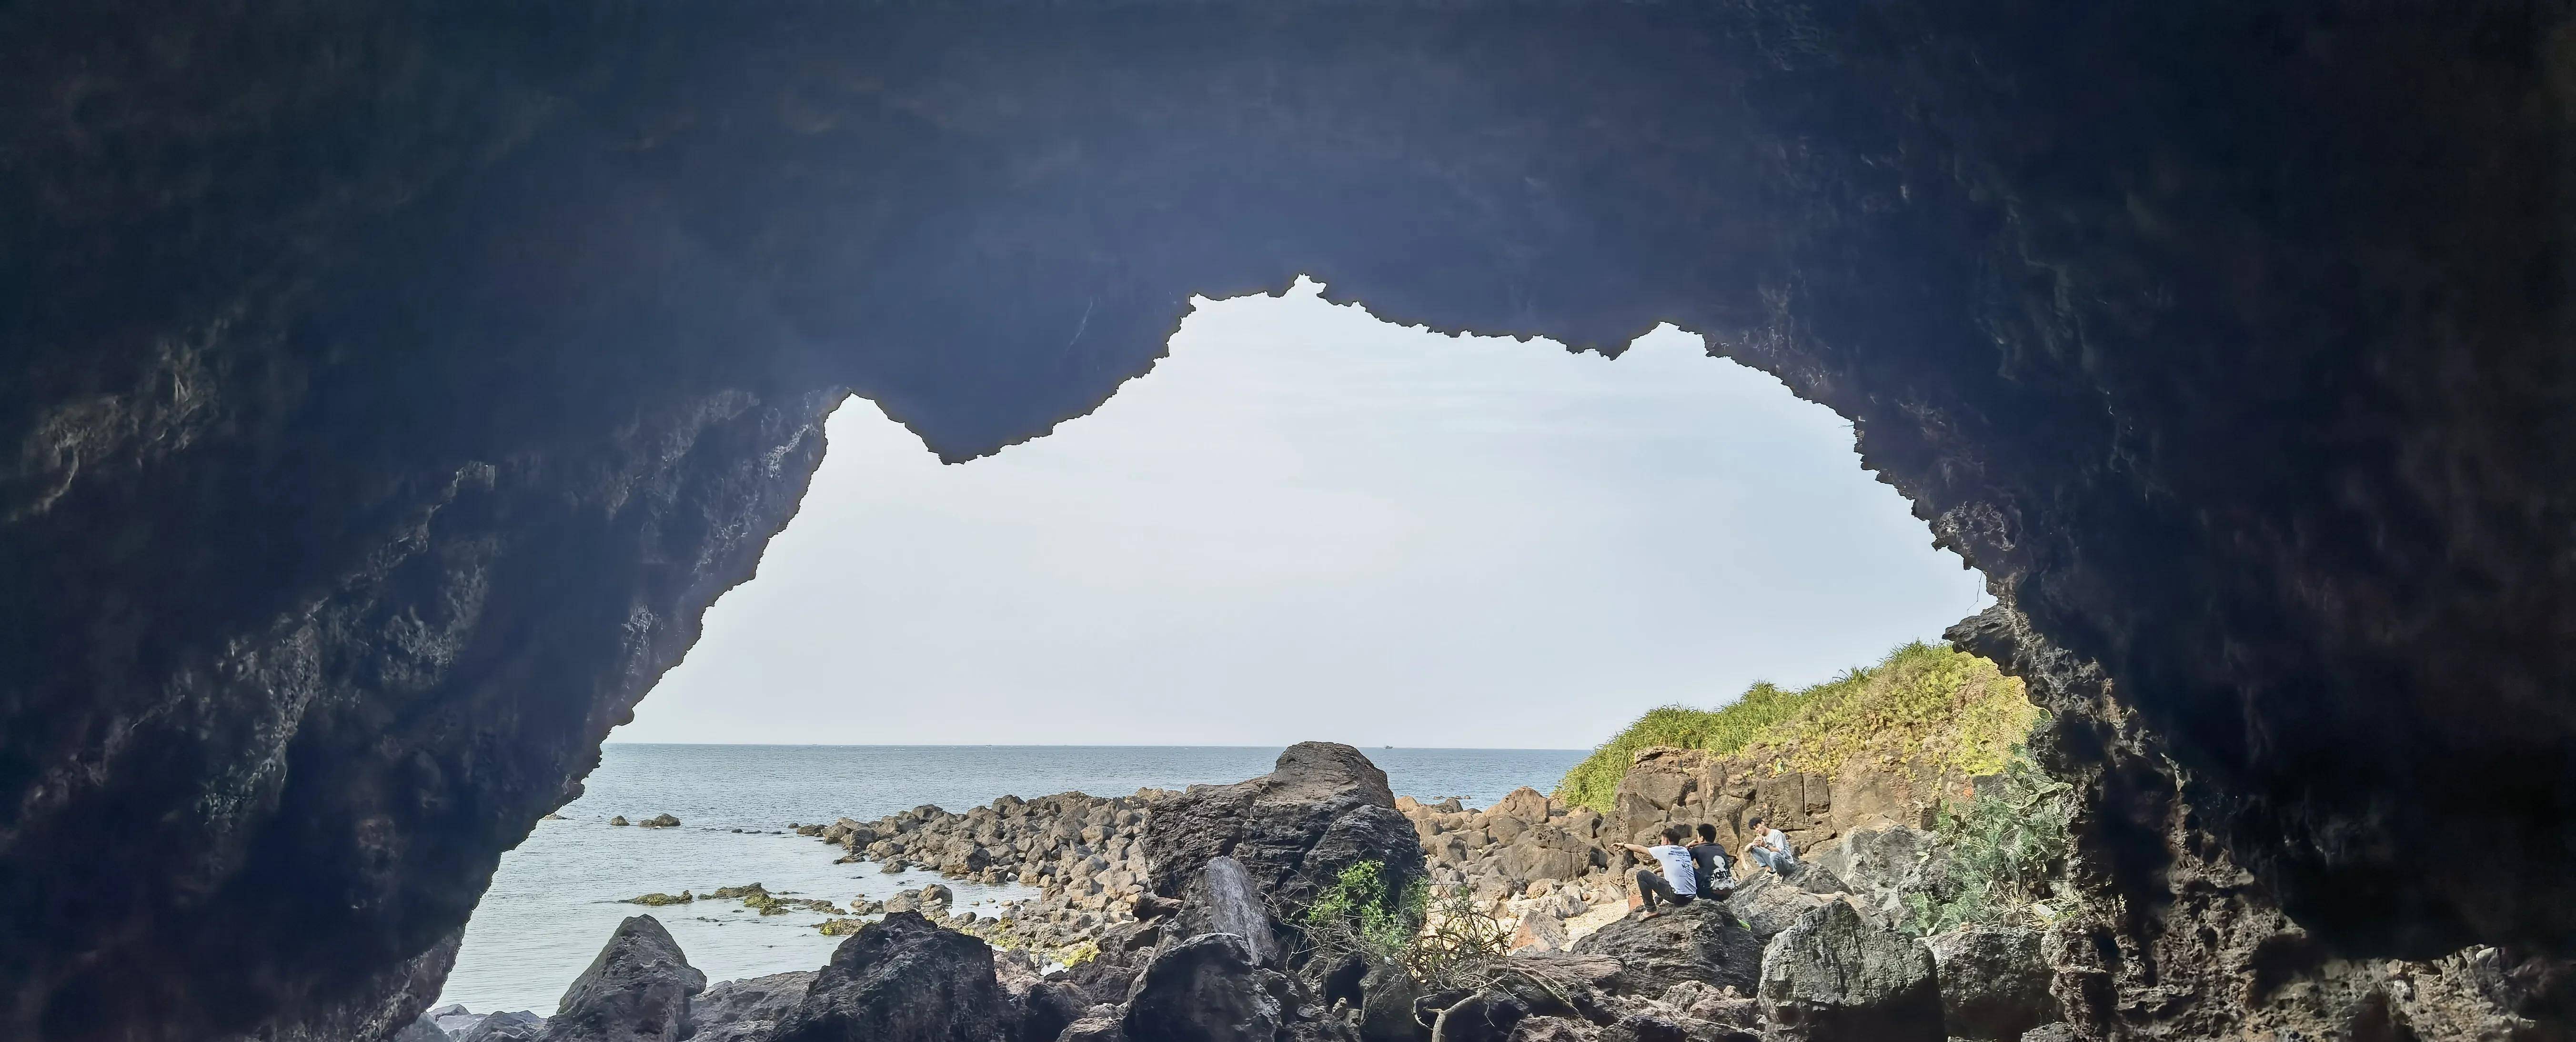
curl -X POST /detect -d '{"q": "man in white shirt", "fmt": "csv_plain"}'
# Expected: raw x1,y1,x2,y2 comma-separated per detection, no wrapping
1618,824,1701,918
1742,815,1797,873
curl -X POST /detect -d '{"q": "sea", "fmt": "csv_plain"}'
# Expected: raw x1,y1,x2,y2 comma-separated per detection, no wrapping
436,744,1588,1014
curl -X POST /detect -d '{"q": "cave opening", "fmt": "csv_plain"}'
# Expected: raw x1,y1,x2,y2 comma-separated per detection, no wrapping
431,279,1993,1012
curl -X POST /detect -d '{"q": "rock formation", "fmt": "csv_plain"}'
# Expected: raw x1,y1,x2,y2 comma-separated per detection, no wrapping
768,912,1009,1042
1566,902,1762,997
1922,927,2058,1042
1755,902,1941,1042
537,915,704,1042
684,972,813,1042
1143,743,1426,926
6,4,2576,1038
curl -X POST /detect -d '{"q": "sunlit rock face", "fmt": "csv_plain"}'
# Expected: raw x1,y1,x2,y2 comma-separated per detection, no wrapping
3,2,2570,1039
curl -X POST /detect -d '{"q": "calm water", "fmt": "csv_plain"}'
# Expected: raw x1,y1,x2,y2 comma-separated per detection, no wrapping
439,744,1585,1013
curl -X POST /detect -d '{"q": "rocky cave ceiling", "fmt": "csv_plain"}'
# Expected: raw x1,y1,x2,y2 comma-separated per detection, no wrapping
2,1,2572,1038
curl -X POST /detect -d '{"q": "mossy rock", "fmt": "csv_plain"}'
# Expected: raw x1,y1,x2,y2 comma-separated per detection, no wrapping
625,891,694,906
608,816,630,826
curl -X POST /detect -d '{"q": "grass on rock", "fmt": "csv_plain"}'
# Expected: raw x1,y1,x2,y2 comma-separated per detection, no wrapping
1552,641,2036,812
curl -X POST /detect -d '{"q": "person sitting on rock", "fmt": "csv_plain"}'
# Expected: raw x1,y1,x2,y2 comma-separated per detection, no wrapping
1687,822,1733,892
1741,816,1797,874
1618,824,1700,918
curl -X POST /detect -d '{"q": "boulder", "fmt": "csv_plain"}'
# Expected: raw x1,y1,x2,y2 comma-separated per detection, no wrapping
1805,826,1930,923
1060,1014,1132,1042
1509,912,1569,955
1923,927,2058,1041
688,971,815,1042
1144,743,1426,924
1568,901,1761,996
393,1015,452,1042
1492,788,1553,823
1123,932,1292,1042
458,1011,545,1042
1357,958,1423,1042
2016,1024,2078,1042
1497,828,1592,885
1755,902,1941,1042
1722,874,1833,944
1167,856,1280,967
610,817,631,827
537,915,704,1042
771,912,1008,1042
641,814,682,828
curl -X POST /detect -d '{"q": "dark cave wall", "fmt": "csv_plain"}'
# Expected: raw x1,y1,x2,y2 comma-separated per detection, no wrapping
3,2,2572,1039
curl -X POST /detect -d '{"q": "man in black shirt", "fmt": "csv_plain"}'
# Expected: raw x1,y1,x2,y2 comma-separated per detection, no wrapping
1686,822,1732,895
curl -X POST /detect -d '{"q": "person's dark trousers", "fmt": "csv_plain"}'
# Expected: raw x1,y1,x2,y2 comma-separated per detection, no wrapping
1634,868,1695,912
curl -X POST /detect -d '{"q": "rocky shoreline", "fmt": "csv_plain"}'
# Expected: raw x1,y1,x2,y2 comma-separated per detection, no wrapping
417,743,2566,1042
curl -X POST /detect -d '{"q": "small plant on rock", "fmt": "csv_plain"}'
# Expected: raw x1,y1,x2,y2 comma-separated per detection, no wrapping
1294,861,1510,992
1904,745,2074,935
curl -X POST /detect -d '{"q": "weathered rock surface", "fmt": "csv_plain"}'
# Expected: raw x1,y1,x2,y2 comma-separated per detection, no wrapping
1569,902,1761,997
1804,827,1931,926
1123,933,1294,1042
1720,876,1836,945
771,912,1007,1042
538,915,705,1042
459,1011,545,1042
1169,856,1281,968
684,971,813,1042
1922,927,2055,1042
1146,743,1426,928
1755,903,1940,1042
8,6,2576,1038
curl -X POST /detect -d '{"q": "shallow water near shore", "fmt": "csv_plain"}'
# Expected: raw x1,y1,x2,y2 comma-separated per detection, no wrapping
438,743,1584,1013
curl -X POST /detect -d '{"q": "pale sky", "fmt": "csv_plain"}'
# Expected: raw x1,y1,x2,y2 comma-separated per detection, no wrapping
621,280,1991,748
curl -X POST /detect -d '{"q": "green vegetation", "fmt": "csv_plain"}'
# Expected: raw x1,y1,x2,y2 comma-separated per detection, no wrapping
1295,861,1509,991
1300,860,1427,959
1552,641,2037,812
1903,746,2074,935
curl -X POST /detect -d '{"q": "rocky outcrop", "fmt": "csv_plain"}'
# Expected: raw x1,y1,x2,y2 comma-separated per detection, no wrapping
1168,857,1282,969
684,971,813,1042
1567,902,1761,997
1145,743,1426,928
1122,933,1299,1042
15,4,2576,1038
459,1012,545,1042
770,912,1009,1042
538,916,705,1042
1922,928,2055,1042
1803,826,1934,927
1755,903,1940,1042
799,792,1158,957
1962,606,2576,1040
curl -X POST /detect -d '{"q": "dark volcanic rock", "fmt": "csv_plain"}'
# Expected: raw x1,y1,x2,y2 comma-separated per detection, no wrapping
1145,743,1425,934
540,915,705,1042
6,5,2576,1039
1755,903,1940,1042
459,1012,546,1042
686,971,813,1042
1923,927,2056,1042
1568,902,1762,997
771,912,1006,1042
1168,856,1282,969
1123,933,1292,1042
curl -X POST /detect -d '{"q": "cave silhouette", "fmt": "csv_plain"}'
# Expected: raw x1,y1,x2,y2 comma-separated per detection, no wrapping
4,2,2572,1039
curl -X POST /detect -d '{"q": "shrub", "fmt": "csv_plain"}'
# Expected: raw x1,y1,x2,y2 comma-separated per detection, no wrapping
1902,745,2073,935
1552,641,2035,812
1294,861,1509,992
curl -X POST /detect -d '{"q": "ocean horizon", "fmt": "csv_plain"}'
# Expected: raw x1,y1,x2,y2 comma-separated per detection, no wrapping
440,742,1587,1013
